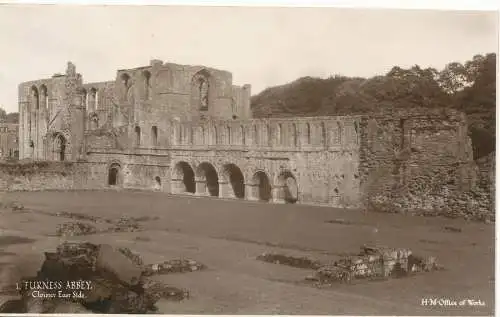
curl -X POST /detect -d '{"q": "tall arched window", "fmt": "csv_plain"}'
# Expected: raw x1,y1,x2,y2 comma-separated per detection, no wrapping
39,85,48,110
226,126,231,145
81,88,87,111
89,88,97,112
143,71,152,100
121,73,131,102
240,125,245,145
31,86,39,110
135,126,141,147
213,126,218,145
151,126,158,146
266,124,272,146
337,122,343,144
192,70,210,110
201,126,206,144
306,123,311,144
276,124,282,145
253,125,259,145
292,123,298,146
321,122,326,146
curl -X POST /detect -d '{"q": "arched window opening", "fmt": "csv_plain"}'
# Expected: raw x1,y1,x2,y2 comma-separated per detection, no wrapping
253,125,259,145
151,126,158,146
108,163,121,186
89,88,97,112
226,126,231,145
213,126,219,145
192,70,210,111
31,86,39,110
306,123,311,144
135,126,141,147
292,123,298,146
337,122,343,144
154,176,161,189
199,78,209,110
143,71,152,100
277,124,282,145
40,85,48,110
266,124,271,146
201,126,206,144
321,122,326,146
240,125,245,145
81,88,87,111
121,73,130,87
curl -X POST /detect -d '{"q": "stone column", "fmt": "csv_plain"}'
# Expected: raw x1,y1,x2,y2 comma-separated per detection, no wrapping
170,179,185,194
219,181,235,199
245,183,259,201
195,180,209,196
272,185,286,204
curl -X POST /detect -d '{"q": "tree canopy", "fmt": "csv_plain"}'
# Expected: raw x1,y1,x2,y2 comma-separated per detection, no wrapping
251,53,496,160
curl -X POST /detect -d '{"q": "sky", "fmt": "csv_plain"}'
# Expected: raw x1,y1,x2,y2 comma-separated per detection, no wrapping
0,4,498,113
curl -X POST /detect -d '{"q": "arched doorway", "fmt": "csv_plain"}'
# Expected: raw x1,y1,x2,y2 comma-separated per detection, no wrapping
108,163,121,186
173,162,196,193
154,176,161,190
277,170,299,203
252,171,272,202
53,134,66,161
197,162,219,197
222,163,245,199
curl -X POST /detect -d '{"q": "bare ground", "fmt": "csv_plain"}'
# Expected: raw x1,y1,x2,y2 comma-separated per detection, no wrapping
0,190,494,315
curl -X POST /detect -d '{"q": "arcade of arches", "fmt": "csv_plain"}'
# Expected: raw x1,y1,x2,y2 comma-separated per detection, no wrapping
169,161,299,203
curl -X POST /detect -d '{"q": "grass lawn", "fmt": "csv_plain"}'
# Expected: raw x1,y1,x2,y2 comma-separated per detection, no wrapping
0,190,495,315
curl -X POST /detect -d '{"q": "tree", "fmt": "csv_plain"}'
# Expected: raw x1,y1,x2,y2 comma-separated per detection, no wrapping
6,113,19,124
0,106,6,122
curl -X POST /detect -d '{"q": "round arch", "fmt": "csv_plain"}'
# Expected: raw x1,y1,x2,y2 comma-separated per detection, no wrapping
276,170,299,203
196,162,219,197
251,170,272,202
52,133,66,161
108,162,122,186
221,163,245,199
172,161,196,194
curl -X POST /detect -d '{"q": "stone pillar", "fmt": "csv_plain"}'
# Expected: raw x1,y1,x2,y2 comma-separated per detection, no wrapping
245,183,259,201
219,181,235,199
170,179,185,194
195,180,208,196
272,186,286,204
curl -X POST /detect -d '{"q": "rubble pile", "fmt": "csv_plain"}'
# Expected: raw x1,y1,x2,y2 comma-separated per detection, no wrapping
307,245,442,284
257,253,322,269
53,211,102,223
56,222,98,237
108,217,141,233
118,247,144,267
0,242,189,313
143,259,206,276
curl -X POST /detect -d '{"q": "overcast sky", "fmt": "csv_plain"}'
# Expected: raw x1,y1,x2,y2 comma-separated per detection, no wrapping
0,5,497,113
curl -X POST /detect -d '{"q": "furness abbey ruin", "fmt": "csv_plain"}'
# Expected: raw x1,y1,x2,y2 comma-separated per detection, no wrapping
12,61,493,220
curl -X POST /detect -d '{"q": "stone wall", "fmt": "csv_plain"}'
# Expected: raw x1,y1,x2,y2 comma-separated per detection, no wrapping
360,108,492,221
0,161,82,191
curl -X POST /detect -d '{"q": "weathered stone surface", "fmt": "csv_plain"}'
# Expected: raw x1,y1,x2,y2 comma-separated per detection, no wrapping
95,244,142,286
257,253,321,269
56,221,98,236
143,259,206,276
118,247,144,267
309,245,441,284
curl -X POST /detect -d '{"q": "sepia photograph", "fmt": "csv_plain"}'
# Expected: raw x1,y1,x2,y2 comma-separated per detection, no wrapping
0,2,497,315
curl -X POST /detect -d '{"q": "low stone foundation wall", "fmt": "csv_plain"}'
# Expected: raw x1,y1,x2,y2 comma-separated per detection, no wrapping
0,162,80,191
